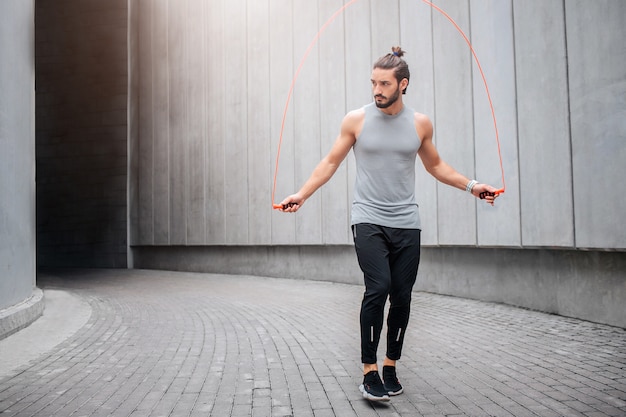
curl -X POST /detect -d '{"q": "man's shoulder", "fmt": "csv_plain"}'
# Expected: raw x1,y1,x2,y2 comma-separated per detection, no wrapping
412,111,433,142
340,106,367,137
412,111,431,126
345,106,366,122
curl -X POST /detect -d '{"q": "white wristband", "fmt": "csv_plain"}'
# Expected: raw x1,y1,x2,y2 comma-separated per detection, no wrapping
466,180,478,193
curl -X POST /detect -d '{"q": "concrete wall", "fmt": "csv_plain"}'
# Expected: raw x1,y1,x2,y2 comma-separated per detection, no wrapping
133,245,626,328
565,0,626,249
129,0,626,251
35,0,129,268
129,0,626,328
0,0,41,338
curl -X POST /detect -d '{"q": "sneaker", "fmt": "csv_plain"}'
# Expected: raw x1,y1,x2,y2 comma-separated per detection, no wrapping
382,366,403,396
359,370,390,401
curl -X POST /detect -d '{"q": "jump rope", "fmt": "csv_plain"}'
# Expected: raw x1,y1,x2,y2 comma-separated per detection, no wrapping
272,0,506,210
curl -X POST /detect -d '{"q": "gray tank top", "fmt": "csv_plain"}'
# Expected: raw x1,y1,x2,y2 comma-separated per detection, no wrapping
351,102,422,229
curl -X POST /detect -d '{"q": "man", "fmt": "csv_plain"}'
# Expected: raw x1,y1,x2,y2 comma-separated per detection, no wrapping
278,46,499,401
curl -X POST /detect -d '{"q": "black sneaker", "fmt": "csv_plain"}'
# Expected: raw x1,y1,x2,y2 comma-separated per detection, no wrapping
359,370,390,401
382,366,403,396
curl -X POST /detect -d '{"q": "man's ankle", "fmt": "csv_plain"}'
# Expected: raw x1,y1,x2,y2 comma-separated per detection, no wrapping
363,363,378,375
383,357,396,368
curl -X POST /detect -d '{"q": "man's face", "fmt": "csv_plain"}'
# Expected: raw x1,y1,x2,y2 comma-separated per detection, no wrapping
371,68,403,109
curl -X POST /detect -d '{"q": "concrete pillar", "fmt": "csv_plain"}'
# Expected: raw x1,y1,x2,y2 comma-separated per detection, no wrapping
0,0,41,339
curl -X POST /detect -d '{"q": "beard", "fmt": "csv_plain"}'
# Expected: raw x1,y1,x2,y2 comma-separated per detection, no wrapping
374,86,401,109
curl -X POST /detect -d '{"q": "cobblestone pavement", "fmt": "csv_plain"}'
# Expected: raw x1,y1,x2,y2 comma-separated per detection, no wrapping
0,269,625,417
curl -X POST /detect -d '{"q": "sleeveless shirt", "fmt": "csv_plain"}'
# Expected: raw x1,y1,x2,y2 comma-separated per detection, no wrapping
351,102,422,229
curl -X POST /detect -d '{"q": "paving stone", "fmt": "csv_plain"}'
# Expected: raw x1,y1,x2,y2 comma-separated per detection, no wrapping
0,269,624,417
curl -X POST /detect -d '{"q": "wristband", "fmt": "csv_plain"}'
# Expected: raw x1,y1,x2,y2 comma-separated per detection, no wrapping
466,179,478,193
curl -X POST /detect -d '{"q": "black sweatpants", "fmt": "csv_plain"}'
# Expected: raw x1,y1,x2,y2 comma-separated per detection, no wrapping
352,223,421,364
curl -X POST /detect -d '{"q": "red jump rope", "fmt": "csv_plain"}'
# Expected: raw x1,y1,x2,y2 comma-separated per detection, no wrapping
272,0,505,210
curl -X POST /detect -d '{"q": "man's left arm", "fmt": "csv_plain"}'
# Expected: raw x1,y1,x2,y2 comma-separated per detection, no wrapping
415,113,499,204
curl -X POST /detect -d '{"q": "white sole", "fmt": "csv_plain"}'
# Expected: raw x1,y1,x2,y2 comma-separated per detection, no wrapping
359,384,390,402
387,388,403,396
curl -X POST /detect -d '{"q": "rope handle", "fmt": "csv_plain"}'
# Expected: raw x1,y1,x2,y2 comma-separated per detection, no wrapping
479,188,504,200
273,202,298,210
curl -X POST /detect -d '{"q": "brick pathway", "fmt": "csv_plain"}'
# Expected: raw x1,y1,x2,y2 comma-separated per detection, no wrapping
0,269,624,416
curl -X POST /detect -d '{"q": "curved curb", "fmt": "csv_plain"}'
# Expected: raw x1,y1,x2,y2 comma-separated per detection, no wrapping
0,289,92,379
0,288,45,341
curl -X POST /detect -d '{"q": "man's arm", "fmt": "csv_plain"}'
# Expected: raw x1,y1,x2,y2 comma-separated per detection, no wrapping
416,113,499,203
278,109,363,212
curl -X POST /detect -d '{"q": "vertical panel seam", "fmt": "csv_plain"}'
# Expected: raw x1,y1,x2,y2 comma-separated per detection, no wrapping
202,0,208,244
150,0,156,245
127,0,135,264
166,0,171,245
467,0,478,247
510,0,523,246
221,1,227,243
184,0,189,245
244,0,250,244
318,2,324,244
266,0,271,244
429,0,439,245
342,0,351,242
291,1,297,244
562,0,576,250
126,0,131,260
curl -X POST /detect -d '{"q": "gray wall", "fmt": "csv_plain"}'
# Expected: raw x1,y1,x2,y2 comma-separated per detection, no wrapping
130,0,626,251
133,245,626,328
129,0,626,328
1,0,618,332
36,0,129,268
0,0,40,337
129,0,626,326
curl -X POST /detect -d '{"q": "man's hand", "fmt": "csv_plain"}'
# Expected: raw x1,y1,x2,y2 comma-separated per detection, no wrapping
277,194,304,212
472,183,500,205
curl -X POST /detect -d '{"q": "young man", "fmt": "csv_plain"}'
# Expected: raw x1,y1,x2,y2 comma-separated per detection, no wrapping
278,47,499,401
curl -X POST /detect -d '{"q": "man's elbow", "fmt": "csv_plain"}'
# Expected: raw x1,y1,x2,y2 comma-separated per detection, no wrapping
425,164,440,179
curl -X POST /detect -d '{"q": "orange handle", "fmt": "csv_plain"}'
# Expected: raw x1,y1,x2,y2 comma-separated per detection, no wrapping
273,202,298,210
479,188,504,199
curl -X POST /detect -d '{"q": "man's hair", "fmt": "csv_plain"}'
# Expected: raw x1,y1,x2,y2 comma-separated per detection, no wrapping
373,46,410,94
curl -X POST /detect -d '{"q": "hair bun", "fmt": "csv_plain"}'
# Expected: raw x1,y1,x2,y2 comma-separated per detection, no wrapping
391,46,405,58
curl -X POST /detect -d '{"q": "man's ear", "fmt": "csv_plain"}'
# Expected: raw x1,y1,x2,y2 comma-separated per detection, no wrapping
400,78,409,93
